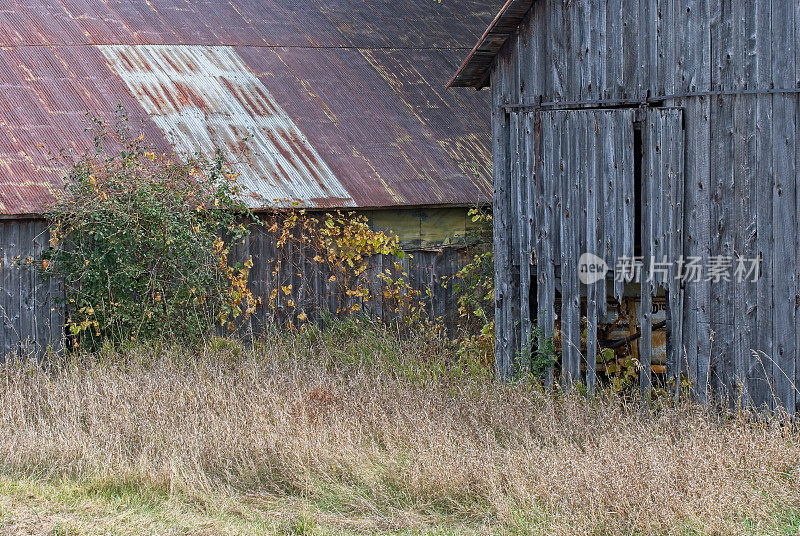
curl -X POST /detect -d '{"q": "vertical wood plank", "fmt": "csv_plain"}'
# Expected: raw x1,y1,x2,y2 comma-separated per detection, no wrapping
666,111,686,398
538,111,556,389
639,112,655,399
708,0,736,405
561,111,579,389
601,111,617,315
617,112,635,303
519,112,535,370
770,0,797,412
32,222,50,358
621,0,639,100
795,0,800,416
550,0,567,102
590,0,606,102
491,51,514,379
0,222,9,360
2,222,20,359
747,0,775,409
586,112,599,395
19,221,35,355
680,0,712,403
732,0,759,407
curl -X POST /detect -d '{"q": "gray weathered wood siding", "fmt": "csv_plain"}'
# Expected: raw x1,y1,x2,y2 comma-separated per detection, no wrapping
0,218,469,360
0,219,64,360
228,222,468,334
491,0,800,412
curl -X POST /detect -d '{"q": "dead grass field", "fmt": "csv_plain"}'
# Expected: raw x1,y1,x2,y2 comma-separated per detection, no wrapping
0,322,799,535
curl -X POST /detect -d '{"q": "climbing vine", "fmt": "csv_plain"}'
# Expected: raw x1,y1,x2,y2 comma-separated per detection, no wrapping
262,210,427,329
449,207,495,366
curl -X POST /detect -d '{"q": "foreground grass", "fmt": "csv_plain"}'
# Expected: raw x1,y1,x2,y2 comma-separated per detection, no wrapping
1,321,799,535
0,474,482,535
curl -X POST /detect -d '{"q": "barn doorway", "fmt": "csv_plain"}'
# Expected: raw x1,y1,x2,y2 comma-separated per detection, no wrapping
520,107,685,394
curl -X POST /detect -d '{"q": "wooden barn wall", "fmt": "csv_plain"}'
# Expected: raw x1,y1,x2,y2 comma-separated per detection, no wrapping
227,223,467,334
0,218,467,360
491,0,800,412
0,219,64,360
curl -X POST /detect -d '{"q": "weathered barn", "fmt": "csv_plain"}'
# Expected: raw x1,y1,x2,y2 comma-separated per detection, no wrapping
451,0,800,411
0,0,499,358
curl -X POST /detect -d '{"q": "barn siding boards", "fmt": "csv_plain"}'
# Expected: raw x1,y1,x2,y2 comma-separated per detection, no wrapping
518,111,535,372
19,222,36,354
1,217,468,360
538,111,557,388
471,0,800,411
228,233,469,333
32,222,51,358
0,220,62,360
509,104,525,369
492,49,516,379
559,111,580,388
730,0,761,408
795,0,800,416
690,1,713,405
1,221,20,360
746,0,772,407
535,109,637,390
643,108,685,396
708,1,736,405
665,112,685,395
586,113,601,395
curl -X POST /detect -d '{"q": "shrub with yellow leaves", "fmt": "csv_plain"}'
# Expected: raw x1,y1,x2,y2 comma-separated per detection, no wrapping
44,111,259,349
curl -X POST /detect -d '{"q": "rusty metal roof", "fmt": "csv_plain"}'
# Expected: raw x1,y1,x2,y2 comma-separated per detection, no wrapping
0,0,499,215
448,0,534,89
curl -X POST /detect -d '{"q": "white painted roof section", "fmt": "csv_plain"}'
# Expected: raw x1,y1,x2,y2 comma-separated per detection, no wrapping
98,44,355,208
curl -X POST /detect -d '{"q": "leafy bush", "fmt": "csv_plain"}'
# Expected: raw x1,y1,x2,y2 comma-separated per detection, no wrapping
44,114,259,349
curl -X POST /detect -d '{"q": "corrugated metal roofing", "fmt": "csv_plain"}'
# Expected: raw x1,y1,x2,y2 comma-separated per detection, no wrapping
0,0,499,215
100,45,355,207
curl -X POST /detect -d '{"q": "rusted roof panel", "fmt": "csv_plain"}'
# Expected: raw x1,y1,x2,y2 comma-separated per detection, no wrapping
238,46,493,208
0,0,499,215
0,45,172,215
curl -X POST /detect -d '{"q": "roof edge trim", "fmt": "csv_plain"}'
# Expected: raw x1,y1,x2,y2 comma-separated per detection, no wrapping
447,0,534,89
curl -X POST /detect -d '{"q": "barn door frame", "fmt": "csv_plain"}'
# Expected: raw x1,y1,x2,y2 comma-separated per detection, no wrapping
512,106,685,397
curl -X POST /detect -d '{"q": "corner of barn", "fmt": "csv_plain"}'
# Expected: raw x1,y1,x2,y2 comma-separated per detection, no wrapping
448,0,800,413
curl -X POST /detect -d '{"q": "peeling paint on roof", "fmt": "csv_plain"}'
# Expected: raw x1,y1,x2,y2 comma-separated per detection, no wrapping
100,44,354,208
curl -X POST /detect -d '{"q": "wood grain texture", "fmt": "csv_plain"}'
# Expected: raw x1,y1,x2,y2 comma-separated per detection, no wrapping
0,220,63,360
491,48,515,379
770,0,797,412
488,0,800,412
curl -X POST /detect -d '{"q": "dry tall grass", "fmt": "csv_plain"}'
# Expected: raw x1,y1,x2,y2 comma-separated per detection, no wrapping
1,323,798,535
